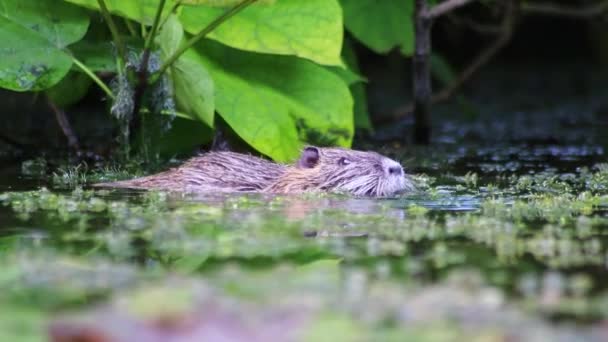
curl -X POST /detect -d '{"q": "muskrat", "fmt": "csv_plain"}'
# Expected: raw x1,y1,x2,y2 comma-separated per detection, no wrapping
95,146,414,197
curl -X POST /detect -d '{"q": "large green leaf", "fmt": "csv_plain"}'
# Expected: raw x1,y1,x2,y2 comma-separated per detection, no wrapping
195,40,353,162
341,39,371,131
158,15,215,127
340,0,414,55
63,0,174,25
64,0,343,65
180,0,343,66
157,116,213,157
0,0,90,91
182,0,276,4
45,71,92,107
70,41,116,72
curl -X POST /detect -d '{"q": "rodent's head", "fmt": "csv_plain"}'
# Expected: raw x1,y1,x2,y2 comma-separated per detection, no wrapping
292,146,414,197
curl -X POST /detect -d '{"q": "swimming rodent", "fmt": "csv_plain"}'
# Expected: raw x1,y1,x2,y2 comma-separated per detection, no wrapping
95,146,414,197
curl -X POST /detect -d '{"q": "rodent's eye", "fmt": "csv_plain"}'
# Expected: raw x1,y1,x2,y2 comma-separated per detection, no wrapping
338,157,351,166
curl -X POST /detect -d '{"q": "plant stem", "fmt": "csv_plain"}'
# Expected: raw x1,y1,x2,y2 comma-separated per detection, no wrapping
96,0,126,62
386,0,515,124
426,0,477,19
144,0,167,52
130,0,167,149
153,0,259,81
141,23,148,38
160,0,184,29
47,95,81,151
413,0,432,144
432,0,516,105
71,57,116,100
124,18,138,37
522,0,608,18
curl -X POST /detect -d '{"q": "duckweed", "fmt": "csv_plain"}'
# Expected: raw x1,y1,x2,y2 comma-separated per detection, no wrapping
0,147,607,341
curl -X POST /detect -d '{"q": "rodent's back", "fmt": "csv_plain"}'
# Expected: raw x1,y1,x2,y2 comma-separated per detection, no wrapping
96,151,286,192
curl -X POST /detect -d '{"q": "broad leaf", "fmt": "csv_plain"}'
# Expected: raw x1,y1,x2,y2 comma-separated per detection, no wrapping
327,65,364,86
0,0,90,91
195,41,353,162
45,71,92,108
341,40,371,130
158,117,214,157
182,0,276,5
70,41,116,73
180,0,343,66
158,15,215,127
63,0,174,25
70,34,145,73
340,0,414,55
65,0,343,65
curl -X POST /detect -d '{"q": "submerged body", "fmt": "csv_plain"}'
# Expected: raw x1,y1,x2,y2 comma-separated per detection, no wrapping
96,147,414,197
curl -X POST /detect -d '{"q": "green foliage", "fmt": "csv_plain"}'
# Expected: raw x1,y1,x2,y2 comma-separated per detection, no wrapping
0,0,90,91
0,0,418,160
180,0,344,66
1,162,608,339
197,41,354,159
45,72,93,108
63,0,171,25
340,0,414,55
341,40,372,130
158,15,215,127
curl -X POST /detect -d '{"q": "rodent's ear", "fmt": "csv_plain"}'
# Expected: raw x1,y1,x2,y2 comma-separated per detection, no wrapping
297,146,320,168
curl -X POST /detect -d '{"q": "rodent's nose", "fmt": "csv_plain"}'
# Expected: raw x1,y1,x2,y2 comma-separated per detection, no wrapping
388,166,403,176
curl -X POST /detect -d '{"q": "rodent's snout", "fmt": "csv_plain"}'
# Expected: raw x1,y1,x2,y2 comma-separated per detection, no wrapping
382,158,404,177
388,166,402,175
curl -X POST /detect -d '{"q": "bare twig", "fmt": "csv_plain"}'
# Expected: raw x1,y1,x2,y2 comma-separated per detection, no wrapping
413,0,433,144
408,0,479,143
522,0,608,18
446,13,503,35
433,0,516,103
426,0,477,19
0,133,27,151
47,96,81,151
387,0,517,122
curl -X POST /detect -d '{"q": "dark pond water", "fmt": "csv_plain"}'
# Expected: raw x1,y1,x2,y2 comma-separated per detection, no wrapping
1,66,608,341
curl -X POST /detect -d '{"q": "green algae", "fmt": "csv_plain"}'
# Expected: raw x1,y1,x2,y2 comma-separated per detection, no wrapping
0,153,607,340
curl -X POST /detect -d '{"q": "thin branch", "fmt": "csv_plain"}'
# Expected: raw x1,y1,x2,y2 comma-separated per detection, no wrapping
426,0,477,19
71,57,116,100
144,0,167,52
522,0,608,18
139,0,168,81
96,0,126,62
130,0,167,144
446,12,503,35
123,18,138,37
154,0,259,81
413,0,433,144
432,0,516,104
0,133,27,151
387,0,517,122
47,96,81,151
160,0,184,29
